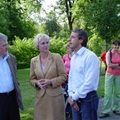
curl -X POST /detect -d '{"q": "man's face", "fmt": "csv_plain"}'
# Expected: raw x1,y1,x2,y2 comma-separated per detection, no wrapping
0,40,9,57
69,32,81,50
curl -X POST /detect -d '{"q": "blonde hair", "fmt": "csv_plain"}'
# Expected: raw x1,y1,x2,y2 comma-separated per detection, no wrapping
34,33,50,49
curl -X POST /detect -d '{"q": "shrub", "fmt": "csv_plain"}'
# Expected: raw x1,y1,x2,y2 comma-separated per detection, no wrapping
9,37,39,69
50,36,67,56
9,36,67,69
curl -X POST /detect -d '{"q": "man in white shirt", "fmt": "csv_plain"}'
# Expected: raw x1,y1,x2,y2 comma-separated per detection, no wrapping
0,33,23,120
68,29,100,120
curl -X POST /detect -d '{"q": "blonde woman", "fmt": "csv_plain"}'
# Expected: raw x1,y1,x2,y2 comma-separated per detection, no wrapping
30,33,67,120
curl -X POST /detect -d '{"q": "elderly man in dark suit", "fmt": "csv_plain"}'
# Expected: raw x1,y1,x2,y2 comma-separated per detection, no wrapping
0,33,23,120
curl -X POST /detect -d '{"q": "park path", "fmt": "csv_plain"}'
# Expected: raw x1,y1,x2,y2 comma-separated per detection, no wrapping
98,98,120,120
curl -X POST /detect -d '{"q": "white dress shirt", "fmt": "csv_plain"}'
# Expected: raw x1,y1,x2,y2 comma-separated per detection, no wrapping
68,47,100,100
0,54,14,93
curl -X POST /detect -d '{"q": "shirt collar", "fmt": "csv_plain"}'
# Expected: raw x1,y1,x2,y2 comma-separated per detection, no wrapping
74,47,86,56
0,54,10,61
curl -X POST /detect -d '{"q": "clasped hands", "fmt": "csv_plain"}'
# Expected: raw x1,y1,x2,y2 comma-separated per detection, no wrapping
68,96,80,111
36,79,52,90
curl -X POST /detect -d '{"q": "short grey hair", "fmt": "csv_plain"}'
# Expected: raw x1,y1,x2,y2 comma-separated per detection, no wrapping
34,33,50,49
0,33,8,43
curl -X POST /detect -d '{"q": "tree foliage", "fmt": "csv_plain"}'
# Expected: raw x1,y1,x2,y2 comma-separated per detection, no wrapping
55,0,76,31
74,0,120,51
44,11,61,37
9,36,67,69
1,0,120,56
0,0,42,43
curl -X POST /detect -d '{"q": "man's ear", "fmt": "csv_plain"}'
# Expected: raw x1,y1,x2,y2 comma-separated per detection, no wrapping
79,39,83,44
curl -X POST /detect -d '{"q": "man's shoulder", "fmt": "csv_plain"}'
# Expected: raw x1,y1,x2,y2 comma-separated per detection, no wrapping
84,49,98,60
84,48,93,55
8,53,16,59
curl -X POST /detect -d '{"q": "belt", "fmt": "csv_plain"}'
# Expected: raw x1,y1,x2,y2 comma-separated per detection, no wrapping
78,90,96,101
0,89,15,95
87,90,96,95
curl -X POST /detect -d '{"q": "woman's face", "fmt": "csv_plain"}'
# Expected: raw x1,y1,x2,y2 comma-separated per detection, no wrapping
113,44,120,51
38,39,50,53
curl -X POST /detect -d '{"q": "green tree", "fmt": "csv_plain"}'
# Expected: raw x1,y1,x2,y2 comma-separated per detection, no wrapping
0,0,42,43
38,11,62,37
45,12,61,37
55,0,77,31
75,0,120,51
0,0,10,36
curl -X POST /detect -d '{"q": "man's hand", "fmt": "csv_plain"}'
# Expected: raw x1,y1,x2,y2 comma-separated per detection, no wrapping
68,96,75,106
68,96,80,111
73,102,80,111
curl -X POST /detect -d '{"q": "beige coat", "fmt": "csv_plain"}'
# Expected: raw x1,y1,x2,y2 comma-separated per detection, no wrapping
30,52,67,120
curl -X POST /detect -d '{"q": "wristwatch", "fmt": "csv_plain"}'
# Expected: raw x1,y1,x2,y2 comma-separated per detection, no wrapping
71,97,75,102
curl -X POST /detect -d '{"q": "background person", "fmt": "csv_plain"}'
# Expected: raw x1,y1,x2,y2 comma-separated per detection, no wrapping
67,28,100,120
62,43,73,75
30,33,67,120
62,43,73,88
100,51,107,71
62,43,73,119
99,39,120,118
0,33,24,120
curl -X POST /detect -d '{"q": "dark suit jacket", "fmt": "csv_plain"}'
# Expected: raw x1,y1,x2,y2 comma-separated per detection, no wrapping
7,54,24,110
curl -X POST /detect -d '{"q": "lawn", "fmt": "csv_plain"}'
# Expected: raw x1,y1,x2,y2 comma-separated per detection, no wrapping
18,61,106,120
18,68,35,120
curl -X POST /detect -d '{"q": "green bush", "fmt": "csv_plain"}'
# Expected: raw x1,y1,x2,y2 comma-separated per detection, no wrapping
9,37,39,69
9,37,67,69
50,36,67,56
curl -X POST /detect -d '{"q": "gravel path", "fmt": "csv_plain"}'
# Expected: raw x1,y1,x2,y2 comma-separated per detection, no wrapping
98,98,120,120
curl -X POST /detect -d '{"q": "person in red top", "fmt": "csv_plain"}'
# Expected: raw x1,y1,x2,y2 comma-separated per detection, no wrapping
62,43,73,119
99,39,120,118
63,43,73,74
100,51,107,71
62,43,73,87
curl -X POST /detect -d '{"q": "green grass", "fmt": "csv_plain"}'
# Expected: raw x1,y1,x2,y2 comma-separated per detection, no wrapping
98,61,106,97
18,68,35,120
18,61,106,119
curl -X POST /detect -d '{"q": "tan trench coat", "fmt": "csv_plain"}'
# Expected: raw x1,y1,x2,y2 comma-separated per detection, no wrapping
30,52,67,120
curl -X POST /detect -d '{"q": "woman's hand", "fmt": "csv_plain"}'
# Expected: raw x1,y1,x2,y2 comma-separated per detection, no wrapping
35,80,44,90
39,79,52,88
36,79,52,89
